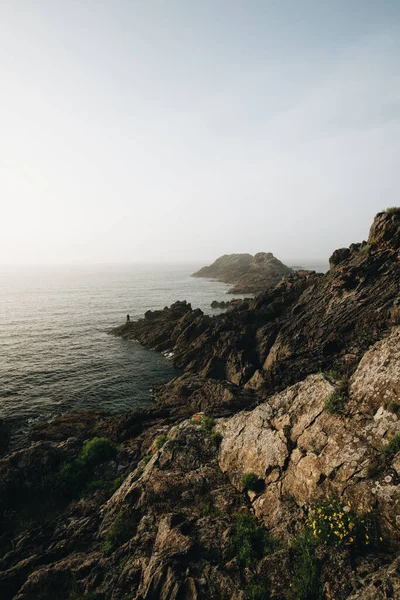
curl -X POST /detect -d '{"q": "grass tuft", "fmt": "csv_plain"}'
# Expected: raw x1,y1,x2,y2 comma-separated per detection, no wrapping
324,390,347,415
155,434,168,450
227,513,279,568
101,509,140,555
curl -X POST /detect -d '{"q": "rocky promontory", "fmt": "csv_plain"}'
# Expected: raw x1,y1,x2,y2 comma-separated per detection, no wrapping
0,210,399,600
192,252,293,294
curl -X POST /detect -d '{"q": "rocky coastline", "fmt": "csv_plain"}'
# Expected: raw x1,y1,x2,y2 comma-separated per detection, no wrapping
0,211,399,599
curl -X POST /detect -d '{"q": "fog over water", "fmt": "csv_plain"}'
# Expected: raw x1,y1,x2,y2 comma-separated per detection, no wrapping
1,1,399,266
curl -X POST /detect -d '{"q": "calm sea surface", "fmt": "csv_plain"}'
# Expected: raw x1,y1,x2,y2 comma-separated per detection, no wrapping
0,262,327,440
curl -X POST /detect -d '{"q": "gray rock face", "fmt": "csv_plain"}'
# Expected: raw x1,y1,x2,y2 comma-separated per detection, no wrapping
368,210,400,250
216,332,400,546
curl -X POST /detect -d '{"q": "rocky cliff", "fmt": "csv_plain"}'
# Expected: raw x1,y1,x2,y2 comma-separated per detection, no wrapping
192,252,293,294
0,211,399,600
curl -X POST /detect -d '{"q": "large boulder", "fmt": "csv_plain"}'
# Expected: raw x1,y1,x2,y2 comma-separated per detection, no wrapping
368,210,400,250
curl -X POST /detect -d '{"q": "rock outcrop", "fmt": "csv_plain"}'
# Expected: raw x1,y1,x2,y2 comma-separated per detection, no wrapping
114,212,400,392
192,252,293,294
1,212,400,599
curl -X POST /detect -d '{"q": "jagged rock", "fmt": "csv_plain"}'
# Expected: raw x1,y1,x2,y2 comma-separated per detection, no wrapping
348,326,400,415
329,247,351,268
216,341,400,544
346,555,400,599
152,373,257,417
368,210,400,250
113,212,400,396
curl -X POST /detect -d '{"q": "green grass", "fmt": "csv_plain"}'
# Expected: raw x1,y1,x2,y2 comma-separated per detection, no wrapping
384,433,400,458
291,534,323,600
155,434,168,450
227,513,279,568
245,582,270,600
324,390,347,415
323,369,342,380
193,414,224,449
194,490,221,517
386,401,400,415
242,473,265,493
201,415,215,433
101,509,140,555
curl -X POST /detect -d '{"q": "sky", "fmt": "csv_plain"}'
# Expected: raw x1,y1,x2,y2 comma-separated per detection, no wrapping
1,0,399,265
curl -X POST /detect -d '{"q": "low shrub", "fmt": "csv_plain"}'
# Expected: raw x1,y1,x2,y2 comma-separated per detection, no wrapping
324,390,347,415
227,513,279,568
210,430,223,448
242,473,265,493
291,534,323,600
45,437,117,500
386,400,400,415
323,369,342,380
359,243,370,254
308,496,379,549
80,437,117,466
201,415,215,433
245,581,270,600
155,434,168,450
101,509,140,555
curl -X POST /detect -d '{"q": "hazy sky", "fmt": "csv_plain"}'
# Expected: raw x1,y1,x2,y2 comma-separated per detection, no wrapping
1,1,399,265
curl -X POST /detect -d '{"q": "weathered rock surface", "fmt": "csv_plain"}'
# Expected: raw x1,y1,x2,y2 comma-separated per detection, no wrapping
1,212,400,599
192,252,293,294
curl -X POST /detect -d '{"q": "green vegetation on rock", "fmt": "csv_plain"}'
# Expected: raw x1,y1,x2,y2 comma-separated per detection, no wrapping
227,513,279,568
291,534,323,600
155,433,168,450
101,509,140,555
324,390,347,414
45,437,117,500
242,472,265,493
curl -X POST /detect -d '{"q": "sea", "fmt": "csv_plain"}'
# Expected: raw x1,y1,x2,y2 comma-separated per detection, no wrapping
0,262,328,442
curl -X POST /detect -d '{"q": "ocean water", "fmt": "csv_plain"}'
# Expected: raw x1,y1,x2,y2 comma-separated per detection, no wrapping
0,264,239,435
0,262,328,440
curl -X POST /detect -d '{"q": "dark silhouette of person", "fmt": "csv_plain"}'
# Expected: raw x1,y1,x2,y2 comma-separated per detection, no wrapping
126,314,130,322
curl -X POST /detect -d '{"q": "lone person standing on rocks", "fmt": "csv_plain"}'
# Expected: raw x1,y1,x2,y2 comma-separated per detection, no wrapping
126,314,130,322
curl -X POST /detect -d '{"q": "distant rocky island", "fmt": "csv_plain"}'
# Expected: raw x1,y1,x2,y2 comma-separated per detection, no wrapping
1,210,399,599
192,251,293,294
